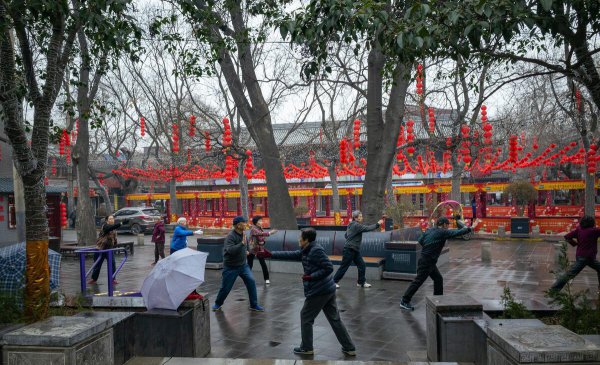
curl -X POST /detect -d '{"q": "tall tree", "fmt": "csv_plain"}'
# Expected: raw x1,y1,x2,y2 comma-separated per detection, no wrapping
0,0,139,319
159,0,298,229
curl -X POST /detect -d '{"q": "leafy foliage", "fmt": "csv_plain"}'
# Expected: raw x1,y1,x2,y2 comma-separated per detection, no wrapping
384,197,416,228
499,286,534,319
546,242,600,334
504,180,537,206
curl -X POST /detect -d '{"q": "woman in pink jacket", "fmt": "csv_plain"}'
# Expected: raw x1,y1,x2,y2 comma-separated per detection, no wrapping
248,216,277,284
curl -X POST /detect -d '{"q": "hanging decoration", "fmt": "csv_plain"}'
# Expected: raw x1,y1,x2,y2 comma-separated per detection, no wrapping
415,64,424,97
428,107,435,133
222,118,232,152
189,115,196,137
60,202,67,228
406,119,415,156
508,135,519,163
353,120,361,149
245,150,254,179
172,122,180,153
52,158,57,176
140,117,145,137
66,147,71,165
187,148,191,164
339,138,348,165
204,131,211,152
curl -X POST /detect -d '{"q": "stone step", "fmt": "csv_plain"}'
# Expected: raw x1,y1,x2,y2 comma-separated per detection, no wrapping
124,358,471,365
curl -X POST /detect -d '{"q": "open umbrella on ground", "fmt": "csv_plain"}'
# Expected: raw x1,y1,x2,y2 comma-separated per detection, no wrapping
141,248,208,310
0,242,61,296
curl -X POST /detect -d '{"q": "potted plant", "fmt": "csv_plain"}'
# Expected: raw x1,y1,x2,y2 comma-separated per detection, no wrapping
503,181,537,237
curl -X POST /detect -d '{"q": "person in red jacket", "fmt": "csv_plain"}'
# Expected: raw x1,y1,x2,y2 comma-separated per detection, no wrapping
151,218,166,265
550,216,600,292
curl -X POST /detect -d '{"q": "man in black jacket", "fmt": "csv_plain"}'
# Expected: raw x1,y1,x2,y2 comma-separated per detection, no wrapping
212,216,264,312
261,228,356,356
333,211,384,288
400,216,472,310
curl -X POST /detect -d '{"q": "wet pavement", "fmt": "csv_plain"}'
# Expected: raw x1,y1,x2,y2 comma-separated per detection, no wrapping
57,230,600,361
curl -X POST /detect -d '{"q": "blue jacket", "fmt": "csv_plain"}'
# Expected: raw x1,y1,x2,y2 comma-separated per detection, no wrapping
271,242,336,298
170,225,194,251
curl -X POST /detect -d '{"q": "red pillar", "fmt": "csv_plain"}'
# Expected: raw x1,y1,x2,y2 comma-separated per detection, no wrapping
165,201,171,224
211,198,216,217
346,191,352,219
237,199,242,215
325,196,331,217
264,197,269,217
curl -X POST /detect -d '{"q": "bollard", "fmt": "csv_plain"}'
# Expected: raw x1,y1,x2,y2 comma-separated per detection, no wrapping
531,225,540,238
481,242,491,263
497,225,506,238
137,233,145,246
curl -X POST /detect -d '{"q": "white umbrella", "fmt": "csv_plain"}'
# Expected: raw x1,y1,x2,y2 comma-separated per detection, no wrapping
141,248,208,310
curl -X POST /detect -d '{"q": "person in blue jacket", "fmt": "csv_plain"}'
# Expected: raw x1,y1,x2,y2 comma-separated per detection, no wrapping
170,217,194,254
261,228,356,356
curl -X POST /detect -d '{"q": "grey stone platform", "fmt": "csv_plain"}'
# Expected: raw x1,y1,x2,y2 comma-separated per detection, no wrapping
124,358,468,365
2,316,113,365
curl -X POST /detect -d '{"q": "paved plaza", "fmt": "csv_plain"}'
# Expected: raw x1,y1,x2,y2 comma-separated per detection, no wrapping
58,230,599,362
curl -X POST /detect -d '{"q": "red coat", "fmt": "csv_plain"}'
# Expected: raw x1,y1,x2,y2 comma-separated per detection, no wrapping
152,221,166,244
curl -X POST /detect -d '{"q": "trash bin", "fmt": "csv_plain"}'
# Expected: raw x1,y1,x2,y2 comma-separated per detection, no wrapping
510,217,529,238
384,241,420,274
196,236,224,263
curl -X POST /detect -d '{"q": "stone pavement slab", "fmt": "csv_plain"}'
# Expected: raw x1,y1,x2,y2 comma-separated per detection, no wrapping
123,358,468,365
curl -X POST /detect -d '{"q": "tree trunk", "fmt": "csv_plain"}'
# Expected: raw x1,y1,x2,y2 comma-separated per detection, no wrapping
238,162,249,218
450,155,462,202
74,118,96,246
328,165,340,214
361,47,410,223
12,165,26,242
90,170,113,214
67,164,75,219
385,164,395,207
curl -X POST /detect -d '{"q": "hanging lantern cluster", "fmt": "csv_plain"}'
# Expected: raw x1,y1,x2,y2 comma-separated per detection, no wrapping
60,202,67,228
172,122,180,153
406,119,415,156
396,126,406,161
532,136,539,150
428,107,435,133
44,176,49,186
588,143,598,175
339,138,349,165
140,117,145,137
52,158,57,176
204,131,211,152
459,124,471,165
59,129,70,155
244,150,254,179
189,115,196,137
353,120,361,149
415,64,424,96
222,118,232,152
223,155,237,182
508,135,519,163
481,105,492,144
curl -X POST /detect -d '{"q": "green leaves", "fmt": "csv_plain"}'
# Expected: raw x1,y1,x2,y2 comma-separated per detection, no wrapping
539,0,553,12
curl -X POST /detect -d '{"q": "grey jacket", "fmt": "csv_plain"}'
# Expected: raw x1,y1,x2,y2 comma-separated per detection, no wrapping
223,229,247,267
344,220,380,251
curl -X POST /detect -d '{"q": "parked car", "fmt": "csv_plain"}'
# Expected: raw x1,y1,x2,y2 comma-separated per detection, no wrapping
112,207,162,234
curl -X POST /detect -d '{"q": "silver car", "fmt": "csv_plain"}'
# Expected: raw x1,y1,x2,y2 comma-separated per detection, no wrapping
112,207,162,234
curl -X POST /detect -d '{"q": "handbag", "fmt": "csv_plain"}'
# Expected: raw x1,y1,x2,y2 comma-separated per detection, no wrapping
95,231,114,250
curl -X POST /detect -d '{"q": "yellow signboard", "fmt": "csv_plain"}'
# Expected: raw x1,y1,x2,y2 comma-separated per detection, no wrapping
535,181,585,190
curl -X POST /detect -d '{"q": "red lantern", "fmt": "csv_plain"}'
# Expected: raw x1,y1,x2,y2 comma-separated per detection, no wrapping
222,118,232,150
245,150,254,179
407,146,415,156
416,64,424,96
140,117,145,137
353,119,361,149
172,122,180,153
52,158,57,176
63,130,71,147
66,147,71,165
60,202,67,228
428,107,435,133
189,115,196,137
204,131,211,152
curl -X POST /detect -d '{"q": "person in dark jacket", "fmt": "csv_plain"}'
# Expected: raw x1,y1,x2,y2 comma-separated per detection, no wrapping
248,215,277,284
170,217,194,254
212,216,264,312
550,216,600,292
333,210,383,288
261,228,356,356
399,216,472,310
88,215,128,284
151,218,166,265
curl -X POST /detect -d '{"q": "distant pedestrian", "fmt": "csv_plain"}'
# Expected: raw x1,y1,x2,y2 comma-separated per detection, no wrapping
248,215,277,284
151,218,166,265
261,228,356,356
212,216,264,312
400,215,471,310
550,216,600,292
170,217,194,255
88,215,128,285
333,210,383,288
69,208,77,228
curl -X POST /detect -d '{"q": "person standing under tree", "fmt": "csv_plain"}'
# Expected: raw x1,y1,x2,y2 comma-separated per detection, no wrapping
550,216,600,293
260,228,356,356
248,215,277,284
400,216,472,310
151,218,166,265
212,216,265,312
333,210,383,288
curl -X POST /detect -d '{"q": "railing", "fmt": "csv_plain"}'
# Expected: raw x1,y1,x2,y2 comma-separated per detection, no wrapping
75,247,128,297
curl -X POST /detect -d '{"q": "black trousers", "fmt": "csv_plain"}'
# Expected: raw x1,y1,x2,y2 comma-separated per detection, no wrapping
333,247,366,285
154,242,165,263
247,253,270,280
402,255,443,303
551,256,600,291
300,292,355,351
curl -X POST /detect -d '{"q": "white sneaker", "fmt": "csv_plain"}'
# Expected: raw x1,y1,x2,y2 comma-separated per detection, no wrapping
357,283,372,288
335,283,340,289
266,280,270,285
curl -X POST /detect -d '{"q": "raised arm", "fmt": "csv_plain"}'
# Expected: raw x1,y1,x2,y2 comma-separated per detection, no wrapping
270,250,302,261
103,222,123,234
